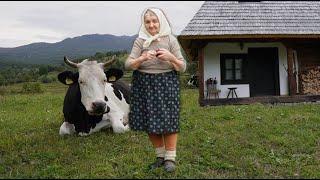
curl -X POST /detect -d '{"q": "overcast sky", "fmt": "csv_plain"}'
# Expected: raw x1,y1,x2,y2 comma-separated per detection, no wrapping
0,1,204,48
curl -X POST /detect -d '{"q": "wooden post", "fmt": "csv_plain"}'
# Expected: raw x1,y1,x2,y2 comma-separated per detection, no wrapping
198,47,204,105
287,47,297,95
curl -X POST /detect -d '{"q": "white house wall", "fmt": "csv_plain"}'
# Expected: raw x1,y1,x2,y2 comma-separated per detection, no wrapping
203,42,289,98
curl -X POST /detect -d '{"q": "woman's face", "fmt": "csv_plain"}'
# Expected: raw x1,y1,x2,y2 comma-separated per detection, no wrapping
144,14,160,36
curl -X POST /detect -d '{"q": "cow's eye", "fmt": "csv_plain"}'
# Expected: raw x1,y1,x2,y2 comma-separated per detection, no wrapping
79,80,84,84
103,79,108,83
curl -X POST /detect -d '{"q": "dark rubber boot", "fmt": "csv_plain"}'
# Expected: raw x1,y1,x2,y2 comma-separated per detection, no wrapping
164,160,176,172
149,157,164,170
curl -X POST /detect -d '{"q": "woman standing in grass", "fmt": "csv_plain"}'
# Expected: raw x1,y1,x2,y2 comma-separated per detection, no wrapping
125,7,186,172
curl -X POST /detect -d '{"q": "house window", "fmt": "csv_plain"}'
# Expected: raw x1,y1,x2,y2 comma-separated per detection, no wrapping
220,54,247,84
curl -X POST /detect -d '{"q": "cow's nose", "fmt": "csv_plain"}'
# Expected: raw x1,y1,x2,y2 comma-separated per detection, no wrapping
92,101,106,114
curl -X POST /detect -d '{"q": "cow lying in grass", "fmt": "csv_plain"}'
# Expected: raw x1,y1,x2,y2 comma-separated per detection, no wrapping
58,56,130,136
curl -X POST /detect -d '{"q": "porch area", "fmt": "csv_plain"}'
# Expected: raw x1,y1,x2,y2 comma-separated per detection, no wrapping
200,94,320,106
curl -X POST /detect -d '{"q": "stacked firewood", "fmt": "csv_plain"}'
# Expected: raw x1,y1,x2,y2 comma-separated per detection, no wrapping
300,66,320,95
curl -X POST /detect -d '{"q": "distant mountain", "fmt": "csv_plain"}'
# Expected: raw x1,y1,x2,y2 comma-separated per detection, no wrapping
0,34,138,65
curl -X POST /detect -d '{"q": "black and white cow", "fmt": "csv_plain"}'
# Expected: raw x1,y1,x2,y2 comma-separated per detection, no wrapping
58,56,130,136
187,74,199,87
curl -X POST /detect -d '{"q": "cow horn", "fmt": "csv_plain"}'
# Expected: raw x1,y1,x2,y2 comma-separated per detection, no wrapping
64,56,78,68
103,55,116,68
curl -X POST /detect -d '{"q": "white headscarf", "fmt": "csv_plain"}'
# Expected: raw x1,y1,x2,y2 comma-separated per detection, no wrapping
138,8,172,48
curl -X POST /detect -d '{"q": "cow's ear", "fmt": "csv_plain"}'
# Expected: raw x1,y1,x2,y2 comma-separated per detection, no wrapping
58,71,78,85
105,68,123,82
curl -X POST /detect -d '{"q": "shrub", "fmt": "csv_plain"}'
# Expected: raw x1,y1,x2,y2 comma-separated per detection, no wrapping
179,74,190,89
49,74,57,82
39,75,52,83
21,82,44,93
38,74,57,83
0,86,7,95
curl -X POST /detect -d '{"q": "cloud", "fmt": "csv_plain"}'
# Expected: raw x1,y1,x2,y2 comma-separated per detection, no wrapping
0,1,204,47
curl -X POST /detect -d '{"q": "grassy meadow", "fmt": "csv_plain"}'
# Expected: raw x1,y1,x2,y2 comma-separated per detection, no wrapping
0,82,319,178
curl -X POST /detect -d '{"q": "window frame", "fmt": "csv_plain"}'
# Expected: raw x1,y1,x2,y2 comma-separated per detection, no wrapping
220,54,248,85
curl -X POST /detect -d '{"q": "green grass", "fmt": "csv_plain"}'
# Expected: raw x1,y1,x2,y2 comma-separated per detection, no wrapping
0,83,319,178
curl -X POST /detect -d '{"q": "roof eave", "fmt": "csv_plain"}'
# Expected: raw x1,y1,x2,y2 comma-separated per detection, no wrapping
178,34,320,40
177,34,320,62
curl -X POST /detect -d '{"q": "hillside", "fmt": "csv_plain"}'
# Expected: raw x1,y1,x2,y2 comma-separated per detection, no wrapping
0,34,137,65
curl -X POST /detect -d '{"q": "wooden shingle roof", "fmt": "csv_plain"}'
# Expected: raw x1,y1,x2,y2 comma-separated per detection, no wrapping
180,1,320,36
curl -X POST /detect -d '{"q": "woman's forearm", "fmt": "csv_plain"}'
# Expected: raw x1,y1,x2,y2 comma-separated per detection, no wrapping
170,57,186,72
125,56,146,70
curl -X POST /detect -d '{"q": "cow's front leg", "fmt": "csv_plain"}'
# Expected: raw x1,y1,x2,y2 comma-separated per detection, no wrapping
59,122,76,136
108,112,128,133
89,120,111,134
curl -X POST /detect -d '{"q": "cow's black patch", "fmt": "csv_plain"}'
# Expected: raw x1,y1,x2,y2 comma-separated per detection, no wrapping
106,106,110,113
105,96,108,102
111,80,131,104
113,86,122,101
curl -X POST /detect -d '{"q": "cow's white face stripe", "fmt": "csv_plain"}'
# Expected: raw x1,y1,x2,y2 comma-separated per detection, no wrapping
78,60,107,112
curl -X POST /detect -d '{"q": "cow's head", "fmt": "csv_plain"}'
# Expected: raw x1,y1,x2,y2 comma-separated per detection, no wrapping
58,56,123,115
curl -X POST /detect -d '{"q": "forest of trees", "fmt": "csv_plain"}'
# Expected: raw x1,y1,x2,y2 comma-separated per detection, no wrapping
0,50,129,86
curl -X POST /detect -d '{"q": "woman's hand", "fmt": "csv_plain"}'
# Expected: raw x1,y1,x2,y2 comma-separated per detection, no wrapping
126,50,156,70
141,50,156,61
155,48,175,62
156,48,185,72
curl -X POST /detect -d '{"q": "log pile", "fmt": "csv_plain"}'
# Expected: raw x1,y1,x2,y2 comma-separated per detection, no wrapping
300,66,320,95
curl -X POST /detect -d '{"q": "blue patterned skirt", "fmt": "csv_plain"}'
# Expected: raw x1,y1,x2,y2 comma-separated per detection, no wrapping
129,70,180,134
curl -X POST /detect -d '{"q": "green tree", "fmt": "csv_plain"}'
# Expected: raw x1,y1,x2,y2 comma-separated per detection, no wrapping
39,65,48,76
0,74,5,86
94,52,105,59
187,61,198,75
47,65,55,72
